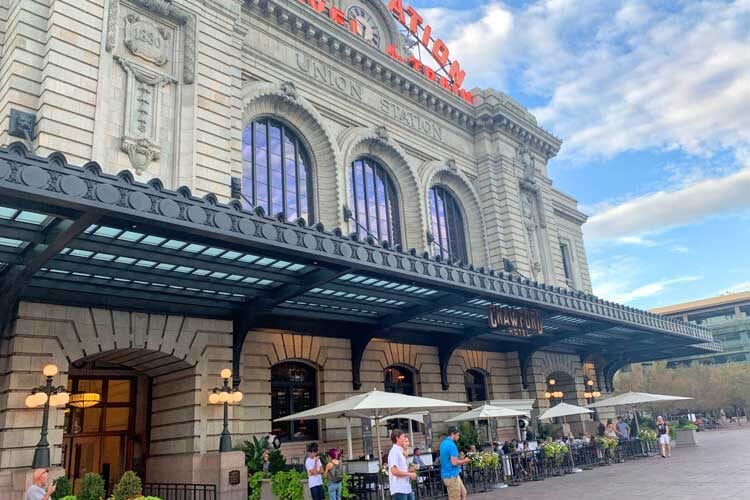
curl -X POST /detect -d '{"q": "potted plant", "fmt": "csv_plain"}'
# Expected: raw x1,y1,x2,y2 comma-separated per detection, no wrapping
541,442,567,475
675,422,698,447
595,437,618,465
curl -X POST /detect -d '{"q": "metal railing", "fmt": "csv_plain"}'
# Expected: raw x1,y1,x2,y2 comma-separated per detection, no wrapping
349,439,664,499
142,483,217,500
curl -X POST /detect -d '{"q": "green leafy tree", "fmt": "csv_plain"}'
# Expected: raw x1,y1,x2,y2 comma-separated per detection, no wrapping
237,436,271,474
78,473,105,500
112,471,142,500
51,476,72,500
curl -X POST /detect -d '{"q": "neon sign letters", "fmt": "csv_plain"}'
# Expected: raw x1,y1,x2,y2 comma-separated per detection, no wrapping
294,0,474,105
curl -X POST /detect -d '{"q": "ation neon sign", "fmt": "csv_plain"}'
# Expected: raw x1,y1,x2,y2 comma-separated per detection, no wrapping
294,0,474,105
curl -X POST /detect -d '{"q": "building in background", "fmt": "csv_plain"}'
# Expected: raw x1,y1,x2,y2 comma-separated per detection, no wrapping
0,0,717,496
652,292,750,367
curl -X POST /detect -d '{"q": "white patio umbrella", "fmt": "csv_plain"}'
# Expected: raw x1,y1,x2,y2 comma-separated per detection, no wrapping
446,404,528,443
538,403,593,473
586,392,693,433
275,389,468,462
378,413,428,450
538,402,593,421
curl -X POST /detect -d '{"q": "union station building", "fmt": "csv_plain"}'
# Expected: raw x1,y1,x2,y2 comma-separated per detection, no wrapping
0,0,718,496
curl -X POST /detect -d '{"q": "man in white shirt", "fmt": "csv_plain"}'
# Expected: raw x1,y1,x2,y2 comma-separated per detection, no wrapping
388,430,416,500
305,443,324,500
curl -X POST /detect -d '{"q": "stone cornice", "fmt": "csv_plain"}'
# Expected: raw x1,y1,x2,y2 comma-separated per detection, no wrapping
240,0,561,159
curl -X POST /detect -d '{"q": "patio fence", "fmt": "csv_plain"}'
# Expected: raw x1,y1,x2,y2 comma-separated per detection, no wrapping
349,438,661,499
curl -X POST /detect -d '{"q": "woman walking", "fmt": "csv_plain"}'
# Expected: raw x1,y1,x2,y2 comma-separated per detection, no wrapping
656,416,671,458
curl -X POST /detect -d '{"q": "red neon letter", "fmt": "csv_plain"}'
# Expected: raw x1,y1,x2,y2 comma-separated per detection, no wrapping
388,0,406,25
460,89,474,105
439,76,452,91
408,56,423,72
307,0,326,13
386,44,400,60
405,6,423,35
423,66,436,82
431,39,450,66
448,60,466,89
421,25,432,48
349,17,359,35
329,7,346,25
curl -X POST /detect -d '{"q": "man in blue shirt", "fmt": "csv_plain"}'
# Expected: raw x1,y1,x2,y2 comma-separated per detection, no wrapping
439,426,470,500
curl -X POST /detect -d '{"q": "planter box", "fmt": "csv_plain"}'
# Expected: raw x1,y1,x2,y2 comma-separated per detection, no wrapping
259,478,312,500
675,429,697,447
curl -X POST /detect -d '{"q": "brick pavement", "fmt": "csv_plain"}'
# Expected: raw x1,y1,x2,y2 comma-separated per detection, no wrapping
470,426,750,500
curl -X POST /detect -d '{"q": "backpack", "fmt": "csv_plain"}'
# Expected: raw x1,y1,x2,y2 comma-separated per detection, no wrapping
328,461,344,484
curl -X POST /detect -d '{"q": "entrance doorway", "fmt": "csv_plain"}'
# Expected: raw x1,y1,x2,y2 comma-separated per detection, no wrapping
63,374,149,494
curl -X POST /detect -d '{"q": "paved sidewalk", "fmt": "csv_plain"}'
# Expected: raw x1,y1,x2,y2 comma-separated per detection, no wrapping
471,426,750,500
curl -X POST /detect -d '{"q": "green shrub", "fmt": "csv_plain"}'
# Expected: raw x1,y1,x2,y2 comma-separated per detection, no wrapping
59,496,77,500
248,471,269,500
271,470,305,500
341,473,353,499
78,473,105,500
112,471,142,500
237,436,271,474
51,476,72,500
457,422,479,452
638,415,656,430
268,449,286,474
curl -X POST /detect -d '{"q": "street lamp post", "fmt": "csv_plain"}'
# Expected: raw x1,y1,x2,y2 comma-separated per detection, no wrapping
25,364,69,468
209,368,243,452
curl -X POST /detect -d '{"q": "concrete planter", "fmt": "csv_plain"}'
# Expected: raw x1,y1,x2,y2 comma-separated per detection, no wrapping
675,429,697,447
259,478,313,500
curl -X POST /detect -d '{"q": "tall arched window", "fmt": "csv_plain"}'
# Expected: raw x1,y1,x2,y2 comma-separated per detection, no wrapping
241,119,312,221
349,158,401,245
384,366,418,432
464,369,487,403
428,186,468,264
271,362,318,442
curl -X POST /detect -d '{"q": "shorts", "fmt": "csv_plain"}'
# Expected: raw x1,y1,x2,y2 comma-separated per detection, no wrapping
443,476,467,500
659,434,670,445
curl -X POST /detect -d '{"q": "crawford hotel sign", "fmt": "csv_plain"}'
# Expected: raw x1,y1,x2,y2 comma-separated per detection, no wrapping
295,0,474,105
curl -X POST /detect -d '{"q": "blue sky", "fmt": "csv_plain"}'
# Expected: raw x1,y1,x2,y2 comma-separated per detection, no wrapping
405,0,750,309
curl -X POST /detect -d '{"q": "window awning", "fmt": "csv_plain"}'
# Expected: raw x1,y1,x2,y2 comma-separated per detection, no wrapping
0,144,720,389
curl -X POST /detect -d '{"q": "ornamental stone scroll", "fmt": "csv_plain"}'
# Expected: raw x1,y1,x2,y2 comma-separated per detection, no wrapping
115,56,176,174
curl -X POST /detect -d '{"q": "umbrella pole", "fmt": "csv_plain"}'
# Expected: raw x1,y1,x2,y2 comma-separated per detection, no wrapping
346,417,354,461
376,418,385,500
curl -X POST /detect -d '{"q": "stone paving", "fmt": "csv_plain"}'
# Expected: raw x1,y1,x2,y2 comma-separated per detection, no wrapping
471,426,750,500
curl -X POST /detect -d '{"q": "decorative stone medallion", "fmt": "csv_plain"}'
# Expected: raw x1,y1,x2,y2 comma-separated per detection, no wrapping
124,14,171,66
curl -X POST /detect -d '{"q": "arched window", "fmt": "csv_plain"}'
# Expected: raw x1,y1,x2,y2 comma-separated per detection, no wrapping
428,186,468,264
271,362,318,442
384,366,418,432
241,119,312,221
349,158,401,245
464,369,487,403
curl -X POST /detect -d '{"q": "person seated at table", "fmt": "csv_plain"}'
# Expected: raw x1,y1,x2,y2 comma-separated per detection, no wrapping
412,448,426,468
492,442,503,455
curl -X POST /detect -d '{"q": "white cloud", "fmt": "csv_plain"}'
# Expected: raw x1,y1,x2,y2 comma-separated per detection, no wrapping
720,282,750,294
584,167,750,239
433,0,750,161
590,254,703,304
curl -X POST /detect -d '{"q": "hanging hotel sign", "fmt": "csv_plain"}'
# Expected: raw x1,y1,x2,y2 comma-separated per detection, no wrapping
488,306,544,337
294,0,473,105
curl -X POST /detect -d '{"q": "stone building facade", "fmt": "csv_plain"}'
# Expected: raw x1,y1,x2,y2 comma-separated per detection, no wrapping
0,0,711,496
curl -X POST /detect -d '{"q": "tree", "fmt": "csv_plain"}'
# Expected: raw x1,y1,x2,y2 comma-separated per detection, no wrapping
615,362,750,415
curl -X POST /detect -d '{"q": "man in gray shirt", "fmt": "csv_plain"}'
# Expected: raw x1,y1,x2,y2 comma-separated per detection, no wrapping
616,416,631,440
25,469,55,500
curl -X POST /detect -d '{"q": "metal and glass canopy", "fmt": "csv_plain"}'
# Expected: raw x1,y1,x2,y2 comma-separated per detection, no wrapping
0,144,719,391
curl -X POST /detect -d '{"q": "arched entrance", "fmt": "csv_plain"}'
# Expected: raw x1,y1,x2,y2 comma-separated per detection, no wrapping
63,348,194,495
